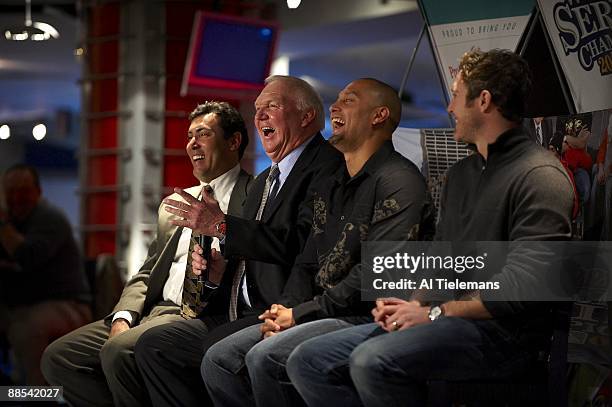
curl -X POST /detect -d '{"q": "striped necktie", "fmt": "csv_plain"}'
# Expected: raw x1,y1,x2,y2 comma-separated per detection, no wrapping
180,186,213,318
228,164,280,321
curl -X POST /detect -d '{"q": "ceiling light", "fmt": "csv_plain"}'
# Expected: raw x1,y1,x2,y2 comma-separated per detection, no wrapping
4,0,59,41
0,125,10,140
287,0,301,9
32,123,46,140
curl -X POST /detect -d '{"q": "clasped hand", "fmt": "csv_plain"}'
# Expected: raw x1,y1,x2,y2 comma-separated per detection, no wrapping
258,304,295,339
372,297,430,332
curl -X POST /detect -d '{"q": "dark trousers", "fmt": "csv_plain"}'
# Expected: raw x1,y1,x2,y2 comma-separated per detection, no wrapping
41,305,183,407
134,313,261,407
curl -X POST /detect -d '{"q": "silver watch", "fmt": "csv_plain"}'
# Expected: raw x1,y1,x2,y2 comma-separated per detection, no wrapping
428,305,444,321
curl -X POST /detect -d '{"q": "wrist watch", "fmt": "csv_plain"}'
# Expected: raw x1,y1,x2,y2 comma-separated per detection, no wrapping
428,305,444,322
215,220,226,239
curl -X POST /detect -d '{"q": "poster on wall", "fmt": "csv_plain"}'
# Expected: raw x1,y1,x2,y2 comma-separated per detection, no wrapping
418,0,535,99
538,0,612,113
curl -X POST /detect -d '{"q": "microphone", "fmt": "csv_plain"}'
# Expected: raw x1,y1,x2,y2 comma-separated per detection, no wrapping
198,234,213,283
197,233,219,300
198,185,215,287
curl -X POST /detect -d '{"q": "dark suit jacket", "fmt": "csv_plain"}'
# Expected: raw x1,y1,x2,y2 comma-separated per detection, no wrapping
107,169,252,324
224,133,343,311
525,118,553,147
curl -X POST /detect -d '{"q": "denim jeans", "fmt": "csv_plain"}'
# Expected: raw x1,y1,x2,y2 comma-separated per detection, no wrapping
202,318,353,407
574,168,591,205
287,319,533,407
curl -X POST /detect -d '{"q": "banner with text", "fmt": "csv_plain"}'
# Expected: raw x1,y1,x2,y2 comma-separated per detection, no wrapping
419,0,534,98
538,0,612,113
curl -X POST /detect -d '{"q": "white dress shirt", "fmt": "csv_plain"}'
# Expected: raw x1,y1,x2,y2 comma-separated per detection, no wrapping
113,164,241,325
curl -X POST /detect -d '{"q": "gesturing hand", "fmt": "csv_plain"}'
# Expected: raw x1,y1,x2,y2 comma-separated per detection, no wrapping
163,187,225,237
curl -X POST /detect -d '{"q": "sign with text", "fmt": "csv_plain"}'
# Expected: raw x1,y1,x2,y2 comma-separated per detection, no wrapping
538,0,612,113
419,0,534,99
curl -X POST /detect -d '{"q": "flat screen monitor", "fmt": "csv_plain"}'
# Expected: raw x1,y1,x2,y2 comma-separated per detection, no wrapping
182,12,279,96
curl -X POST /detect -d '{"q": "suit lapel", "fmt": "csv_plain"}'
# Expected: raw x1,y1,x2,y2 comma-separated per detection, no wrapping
543,121,551,146
227,169,252,217
143,225,183,311
244,169,268,220
261,133,324,222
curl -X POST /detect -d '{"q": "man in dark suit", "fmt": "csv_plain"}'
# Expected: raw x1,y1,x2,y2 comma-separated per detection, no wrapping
41,101,252,407
134,75,343,407
525,116,553,147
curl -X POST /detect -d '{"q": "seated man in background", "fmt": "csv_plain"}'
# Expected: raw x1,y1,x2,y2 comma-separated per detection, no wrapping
41,101,252,407
201,78,433,407
0,164,91,385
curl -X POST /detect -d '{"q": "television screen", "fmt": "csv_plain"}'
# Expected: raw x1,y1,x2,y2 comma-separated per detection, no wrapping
182,12,279,95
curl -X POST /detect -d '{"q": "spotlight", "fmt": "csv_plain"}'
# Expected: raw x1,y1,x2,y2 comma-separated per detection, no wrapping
287,0,301,9
0,125,10,140
4,0,59,41
32,123,46,140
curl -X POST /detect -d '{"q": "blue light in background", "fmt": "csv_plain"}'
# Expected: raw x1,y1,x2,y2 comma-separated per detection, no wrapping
259,28,272,38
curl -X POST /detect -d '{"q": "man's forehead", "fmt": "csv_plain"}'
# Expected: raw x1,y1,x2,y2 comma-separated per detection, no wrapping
451,74,464,92
338,87,358,97
342,80,370,94
255,86,288,103
188,113,217,131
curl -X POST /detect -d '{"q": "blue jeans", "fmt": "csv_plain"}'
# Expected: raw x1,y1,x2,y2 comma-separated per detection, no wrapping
287,319,533,407
202,319,353,407
574,168,591,205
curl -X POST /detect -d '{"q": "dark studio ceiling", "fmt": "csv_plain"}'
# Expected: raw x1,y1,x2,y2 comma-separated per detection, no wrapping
0,0,449,128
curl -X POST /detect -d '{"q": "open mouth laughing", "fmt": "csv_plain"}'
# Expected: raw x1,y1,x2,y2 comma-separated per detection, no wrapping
261,126,276,137
331,117,345,131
